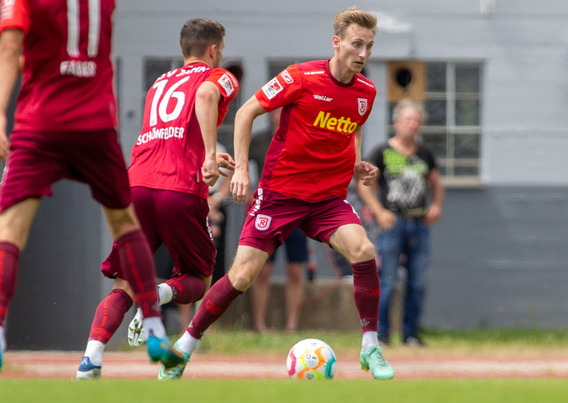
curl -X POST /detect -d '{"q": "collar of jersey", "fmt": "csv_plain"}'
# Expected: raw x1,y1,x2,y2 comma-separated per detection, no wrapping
324,59,355,88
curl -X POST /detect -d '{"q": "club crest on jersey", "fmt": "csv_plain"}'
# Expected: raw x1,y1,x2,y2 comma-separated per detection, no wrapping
255,214,272,231
261,77,283,100
218,73,236,96
280,70,294,84
357,98,368,116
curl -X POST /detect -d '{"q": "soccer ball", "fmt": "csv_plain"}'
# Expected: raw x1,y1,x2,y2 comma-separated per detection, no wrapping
286,338,337,380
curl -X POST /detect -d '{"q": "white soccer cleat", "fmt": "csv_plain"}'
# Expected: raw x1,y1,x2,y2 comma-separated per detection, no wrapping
127,308,145,347
76,356,101,380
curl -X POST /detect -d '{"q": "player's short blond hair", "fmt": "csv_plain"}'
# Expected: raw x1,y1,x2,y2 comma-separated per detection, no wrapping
333,6,378,38
180,19,225,58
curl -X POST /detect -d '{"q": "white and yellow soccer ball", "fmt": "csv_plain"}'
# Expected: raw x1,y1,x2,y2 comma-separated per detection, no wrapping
286,338,337,380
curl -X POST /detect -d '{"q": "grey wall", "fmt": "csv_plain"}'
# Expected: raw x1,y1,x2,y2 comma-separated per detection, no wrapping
425,186,568,328
7,182,107,350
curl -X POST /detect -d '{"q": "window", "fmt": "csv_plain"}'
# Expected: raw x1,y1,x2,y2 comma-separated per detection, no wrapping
425,62,482,182
389,62,483,185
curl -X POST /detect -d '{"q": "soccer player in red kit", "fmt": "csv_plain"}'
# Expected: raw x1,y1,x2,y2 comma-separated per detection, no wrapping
0,0,184,374
160,7,395,380
76,18,239,379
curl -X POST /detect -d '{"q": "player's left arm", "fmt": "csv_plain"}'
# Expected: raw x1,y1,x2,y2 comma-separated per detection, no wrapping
0,29,23,160
353,126,378,186
195,81,222,187
424,168,445,225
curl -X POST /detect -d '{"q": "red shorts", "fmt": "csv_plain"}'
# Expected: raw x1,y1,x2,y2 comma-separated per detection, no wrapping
239,188,363,255
101,187,215,279
0,129,130,212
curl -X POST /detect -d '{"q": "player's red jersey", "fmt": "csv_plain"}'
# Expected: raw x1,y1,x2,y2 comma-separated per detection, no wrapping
255,60,376,200
0,0,117,131
128,62,239,200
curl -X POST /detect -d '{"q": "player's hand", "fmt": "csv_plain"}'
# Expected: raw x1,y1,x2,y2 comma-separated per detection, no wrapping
424,204,442,225
216,153,235,177
0,115,10,161
376,210,397,230
354,161,378,186
201,154,220,187
230,168,250,203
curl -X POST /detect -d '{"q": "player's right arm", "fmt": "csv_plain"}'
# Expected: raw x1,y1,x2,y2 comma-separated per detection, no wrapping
195,81,222,187
0,28,23,160
231,95,266,203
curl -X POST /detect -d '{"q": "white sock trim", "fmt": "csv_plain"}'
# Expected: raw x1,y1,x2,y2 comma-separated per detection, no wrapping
362,331,380,349
176,330,199,356
157,283,173,306
85,340,105,366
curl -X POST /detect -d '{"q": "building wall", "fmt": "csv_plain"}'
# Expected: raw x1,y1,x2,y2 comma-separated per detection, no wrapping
110,0,568,330
113,0,568,185
5,0,568,350
426,187,568,328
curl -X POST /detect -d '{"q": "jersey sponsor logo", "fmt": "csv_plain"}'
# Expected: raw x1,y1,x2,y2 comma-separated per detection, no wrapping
313,94,333,102
1,0,15,20
136,126,185,145
280,69,294,84
261,77,283,99
255,214,272,231
357,98,368,116
155,65,209,82
60,60,97,77
218,73,235,96
303,70,325,75
176,69,192,77
313,111,358,134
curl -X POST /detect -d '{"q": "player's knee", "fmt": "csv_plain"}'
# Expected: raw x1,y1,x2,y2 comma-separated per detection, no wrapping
229,271,256,291
354,240,375,263
112,278,135,301
0,225,27,250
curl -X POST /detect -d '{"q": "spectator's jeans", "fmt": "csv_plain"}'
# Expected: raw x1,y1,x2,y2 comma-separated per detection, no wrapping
376,216,430,339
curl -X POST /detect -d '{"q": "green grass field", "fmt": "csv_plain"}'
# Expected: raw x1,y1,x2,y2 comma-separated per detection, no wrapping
1,379,568,403
4,328,568,402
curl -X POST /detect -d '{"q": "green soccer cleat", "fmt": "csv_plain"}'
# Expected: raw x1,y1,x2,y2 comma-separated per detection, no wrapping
360,346,395,380
146,332,186,370
158,341,190,380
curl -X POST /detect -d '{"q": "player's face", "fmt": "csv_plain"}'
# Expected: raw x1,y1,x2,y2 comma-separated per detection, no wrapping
335,24,375,74
394,107,423,139
212,40,225,68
